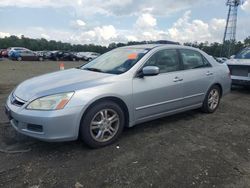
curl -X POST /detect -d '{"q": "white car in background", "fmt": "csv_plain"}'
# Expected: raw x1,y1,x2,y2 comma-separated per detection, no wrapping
76,52,87,60
226,47,250,86
82,52,100,61
215,57,228,64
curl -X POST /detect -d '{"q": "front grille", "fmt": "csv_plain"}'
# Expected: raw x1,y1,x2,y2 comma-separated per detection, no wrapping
11,94,26,107
228,65,250,77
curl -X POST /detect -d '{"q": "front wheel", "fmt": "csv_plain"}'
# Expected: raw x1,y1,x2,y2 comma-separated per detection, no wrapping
202,85,221,113
17,57,22,61
80,101,125,148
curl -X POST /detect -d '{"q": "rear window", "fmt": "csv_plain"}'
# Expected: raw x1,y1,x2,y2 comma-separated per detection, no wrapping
235,48,250,59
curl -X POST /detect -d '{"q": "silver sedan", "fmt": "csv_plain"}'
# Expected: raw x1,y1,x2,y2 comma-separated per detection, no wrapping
5,44,231,148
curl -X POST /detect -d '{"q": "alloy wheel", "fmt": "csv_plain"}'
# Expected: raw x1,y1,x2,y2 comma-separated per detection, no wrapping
208,89,219,110
90,109,120,142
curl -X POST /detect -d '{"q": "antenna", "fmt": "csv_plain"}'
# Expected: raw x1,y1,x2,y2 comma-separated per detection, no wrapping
221,0,243,57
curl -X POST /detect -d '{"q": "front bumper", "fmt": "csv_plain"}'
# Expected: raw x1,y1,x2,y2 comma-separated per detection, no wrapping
231,75,250,86
5,96,83,142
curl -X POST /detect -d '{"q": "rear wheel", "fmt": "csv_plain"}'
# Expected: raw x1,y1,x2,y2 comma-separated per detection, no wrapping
80,101,125,148
202,85,221,113
17,57,22,61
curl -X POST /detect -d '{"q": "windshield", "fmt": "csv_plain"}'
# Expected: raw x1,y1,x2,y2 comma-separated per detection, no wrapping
80,48,149,74
235,48,250,59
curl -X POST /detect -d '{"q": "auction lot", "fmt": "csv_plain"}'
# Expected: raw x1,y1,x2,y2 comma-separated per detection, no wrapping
0,60,250,188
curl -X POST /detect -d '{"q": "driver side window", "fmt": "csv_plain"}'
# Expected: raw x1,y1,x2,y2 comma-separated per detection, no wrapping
144,49,181,73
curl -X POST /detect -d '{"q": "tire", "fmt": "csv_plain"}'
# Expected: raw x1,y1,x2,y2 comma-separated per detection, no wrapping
80,101,125,148
88,58,92,62
201,85,221,113
39,57,43,61
17,57,22,61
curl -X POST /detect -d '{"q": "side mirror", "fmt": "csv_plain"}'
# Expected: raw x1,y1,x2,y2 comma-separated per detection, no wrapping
139,66,160,77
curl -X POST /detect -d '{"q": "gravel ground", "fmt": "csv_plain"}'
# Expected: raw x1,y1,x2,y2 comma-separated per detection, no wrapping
0,60,250,188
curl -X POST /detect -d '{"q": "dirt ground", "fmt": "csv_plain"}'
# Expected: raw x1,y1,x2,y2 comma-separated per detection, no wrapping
0,60,250,188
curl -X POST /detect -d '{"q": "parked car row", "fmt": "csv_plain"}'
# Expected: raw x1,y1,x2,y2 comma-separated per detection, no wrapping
2,45,249,88
0,47,100,62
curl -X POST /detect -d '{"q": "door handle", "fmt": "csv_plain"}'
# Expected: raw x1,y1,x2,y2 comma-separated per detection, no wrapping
206,72,213,76
173,77,183,82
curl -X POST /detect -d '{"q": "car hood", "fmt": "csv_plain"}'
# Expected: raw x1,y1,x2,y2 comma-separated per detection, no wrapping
226,59,250,66
14,68,114,101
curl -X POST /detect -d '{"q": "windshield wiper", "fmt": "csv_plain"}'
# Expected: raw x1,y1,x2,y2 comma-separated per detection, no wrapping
83,67,103,72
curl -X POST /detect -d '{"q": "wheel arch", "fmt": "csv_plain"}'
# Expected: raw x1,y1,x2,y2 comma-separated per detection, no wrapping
212,83,223,97
79,96,130,130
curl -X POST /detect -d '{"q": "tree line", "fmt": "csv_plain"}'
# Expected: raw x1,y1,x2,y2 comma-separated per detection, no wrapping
0,35,108,54
0,35,249,57
183,37,250,57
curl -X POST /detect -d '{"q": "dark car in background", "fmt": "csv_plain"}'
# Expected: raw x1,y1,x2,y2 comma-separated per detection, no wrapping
10,50,44,61
49,51,80,61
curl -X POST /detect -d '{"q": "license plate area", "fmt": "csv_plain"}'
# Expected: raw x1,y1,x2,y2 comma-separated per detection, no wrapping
231,68,248,77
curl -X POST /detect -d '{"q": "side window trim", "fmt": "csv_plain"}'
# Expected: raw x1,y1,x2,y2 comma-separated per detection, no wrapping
176,49,185,70
201,55,212,67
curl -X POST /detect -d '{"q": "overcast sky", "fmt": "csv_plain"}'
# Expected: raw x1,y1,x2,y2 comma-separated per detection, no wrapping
0,0,249,46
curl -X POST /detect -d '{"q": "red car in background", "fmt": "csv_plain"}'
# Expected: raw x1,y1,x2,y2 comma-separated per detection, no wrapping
0,49,3,57
1,49,9,57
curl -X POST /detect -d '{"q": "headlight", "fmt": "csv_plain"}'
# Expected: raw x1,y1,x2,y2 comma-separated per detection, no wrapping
26,92,74,110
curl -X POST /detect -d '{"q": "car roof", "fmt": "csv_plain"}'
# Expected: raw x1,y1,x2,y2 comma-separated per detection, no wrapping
120,44,165,49
120,44,199,51
11,47,26,49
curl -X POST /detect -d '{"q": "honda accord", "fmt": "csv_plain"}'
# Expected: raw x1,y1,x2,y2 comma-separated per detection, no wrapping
5,44,231,148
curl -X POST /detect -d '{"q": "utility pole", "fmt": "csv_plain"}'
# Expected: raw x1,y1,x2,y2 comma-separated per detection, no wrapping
221,0,243,57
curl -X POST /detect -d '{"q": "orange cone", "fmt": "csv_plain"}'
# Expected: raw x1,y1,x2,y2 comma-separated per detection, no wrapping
60,63,64,70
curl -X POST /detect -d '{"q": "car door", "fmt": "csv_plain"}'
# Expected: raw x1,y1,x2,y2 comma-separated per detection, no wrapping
178,49,215,107
133,49,183,121
21,51,32,60
31,52,38,61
